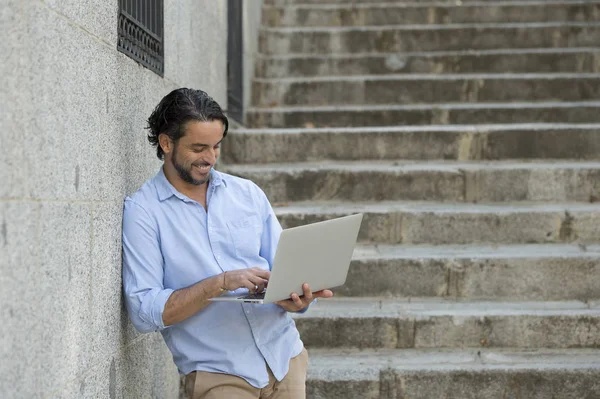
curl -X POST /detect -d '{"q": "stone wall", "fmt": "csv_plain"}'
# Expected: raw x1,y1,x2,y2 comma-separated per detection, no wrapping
1,1,227,397
243,0,264,119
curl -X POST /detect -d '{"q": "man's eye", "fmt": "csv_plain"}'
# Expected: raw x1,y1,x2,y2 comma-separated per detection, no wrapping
214,145,220,150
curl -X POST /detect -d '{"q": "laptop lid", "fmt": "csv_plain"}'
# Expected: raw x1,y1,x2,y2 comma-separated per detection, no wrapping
262,213,363,304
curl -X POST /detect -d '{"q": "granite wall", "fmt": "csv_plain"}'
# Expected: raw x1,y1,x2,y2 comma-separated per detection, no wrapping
0,1,229,397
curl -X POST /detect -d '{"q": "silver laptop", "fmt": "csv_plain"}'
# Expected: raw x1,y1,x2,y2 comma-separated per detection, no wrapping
210,213,363,304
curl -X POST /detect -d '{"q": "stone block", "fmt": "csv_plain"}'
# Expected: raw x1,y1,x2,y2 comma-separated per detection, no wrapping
0,201,40,398
246,102,600,128
41,0,117,45
259,23,600,55
223,128,464,164
276,204,600,245
338,246,600,300
295,300,600,349
306,349,600,399
223,126,600,164
34,201,94,393
307,380,380,399
466,166,600,202
252,75,600,107
89,201,128,358
388,369,600,399
414,315,600,349
225,165,465,203
116,334,179,399
262,3,600,27
1,201,94,397
257,50,600,78
22,5,125,202
163,0,227,104
336,258,449,298
1,2,30,199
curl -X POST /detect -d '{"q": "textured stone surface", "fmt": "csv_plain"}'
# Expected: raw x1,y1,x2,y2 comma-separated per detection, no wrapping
1,0,228,397
242,0,600,397
223,124,600,163
275,202,600,245
266,0,590,5
252,74,600,106
263,2,600,27
225,162,466,202
0,1,30,199
224,161,600,203
259,23,600,55
40,0,117,44
294,298,600,349
339,244,600,300
163,0,227,105
246,101,600,128
256,49,600,78
243,0,265,114
307,348,600,399
0,201,40,398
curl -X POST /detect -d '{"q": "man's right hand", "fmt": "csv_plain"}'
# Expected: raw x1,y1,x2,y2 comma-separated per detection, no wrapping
222,267,270,293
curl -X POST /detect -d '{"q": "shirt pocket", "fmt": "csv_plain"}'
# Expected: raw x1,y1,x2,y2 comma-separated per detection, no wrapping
226,215,262,259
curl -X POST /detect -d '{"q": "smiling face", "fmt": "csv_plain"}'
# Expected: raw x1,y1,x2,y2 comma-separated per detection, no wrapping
160,119,225,187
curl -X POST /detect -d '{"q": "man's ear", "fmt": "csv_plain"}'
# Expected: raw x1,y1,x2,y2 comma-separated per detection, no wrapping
158,134,172,156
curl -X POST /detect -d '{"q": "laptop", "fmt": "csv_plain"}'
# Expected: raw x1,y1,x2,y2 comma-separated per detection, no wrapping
210,213,363,304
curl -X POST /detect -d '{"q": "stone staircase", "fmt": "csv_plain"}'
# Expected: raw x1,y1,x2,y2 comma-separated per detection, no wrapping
222,0,600,397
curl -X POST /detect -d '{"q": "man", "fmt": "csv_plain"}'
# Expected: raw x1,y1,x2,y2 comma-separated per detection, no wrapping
122,88,333,399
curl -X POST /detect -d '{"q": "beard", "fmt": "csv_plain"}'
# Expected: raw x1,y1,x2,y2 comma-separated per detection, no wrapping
171,145,210,186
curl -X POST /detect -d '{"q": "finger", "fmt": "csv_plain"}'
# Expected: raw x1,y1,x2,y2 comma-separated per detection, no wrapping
248,277,268,293
243,280,259,293
312,289,334,298
250,267,271,280
248,276,269,286
291,293,303,308
302,283,313,301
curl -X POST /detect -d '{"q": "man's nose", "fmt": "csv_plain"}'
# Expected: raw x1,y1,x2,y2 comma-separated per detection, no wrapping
206,147,218,163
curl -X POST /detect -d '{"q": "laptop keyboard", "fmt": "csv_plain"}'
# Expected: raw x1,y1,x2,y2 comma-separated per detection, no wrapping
239,292,266,300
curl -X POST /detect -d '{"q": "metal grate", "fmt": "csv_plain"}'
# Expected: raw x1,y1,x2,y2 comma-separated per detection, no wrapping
118,0,164,76
227,0,244,123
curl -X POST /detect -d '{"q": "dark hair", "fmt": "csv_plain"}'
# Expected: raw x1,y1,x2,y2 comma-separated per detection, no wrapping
146,88,229,160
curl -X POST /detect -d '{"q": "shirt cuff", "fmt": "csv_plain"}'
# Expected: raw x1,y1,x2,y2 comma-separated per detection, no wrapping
151,288,175,330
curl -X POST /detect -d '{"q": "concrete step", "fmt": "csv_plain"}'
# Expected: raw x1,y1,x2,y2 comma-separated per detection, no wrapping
263,1,600,27
293,298,600,349
223,124,600,164
259,22,600,55
252,73,600,107
246,101,600,127
341,244,600,300
274,201,600,245
256,48,600,78
222,161,600,203
306,348,600,399
266,0,593,5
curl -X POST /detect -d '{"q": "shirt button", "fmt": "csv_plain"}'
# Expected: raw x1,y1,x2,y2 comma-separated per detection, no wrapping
246,310,250,314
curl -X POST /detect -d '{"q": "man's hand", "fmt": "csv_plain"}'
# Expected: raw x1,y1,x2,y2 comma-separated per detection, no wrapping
222,267,270,293
275,283,333,312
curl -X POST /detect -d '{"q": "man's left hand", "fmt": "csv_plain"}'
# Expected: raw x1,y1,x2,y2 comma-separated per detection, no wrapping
275,283,333,312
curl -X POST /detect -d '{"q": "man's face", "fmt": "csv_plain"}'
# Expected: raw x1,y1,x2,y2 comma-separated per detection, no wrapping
167,120,225,186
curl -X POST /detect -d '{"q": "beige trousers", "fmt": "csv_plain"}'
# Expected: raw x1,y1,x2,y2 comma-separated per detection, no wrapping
185,348,308,399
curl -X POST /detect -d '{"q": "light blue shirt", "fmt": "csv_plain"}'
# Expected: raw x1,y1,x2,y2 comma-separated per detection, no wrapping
122,168,304,388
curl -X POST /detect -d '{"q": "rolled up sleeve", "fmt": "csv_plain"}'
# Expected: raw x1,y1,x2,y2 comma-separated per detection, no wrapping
122,198,173,333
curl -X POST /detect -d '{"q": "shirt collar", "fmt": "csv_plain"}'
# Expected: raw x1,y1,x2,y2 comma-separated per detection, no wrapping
155,167,227,202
